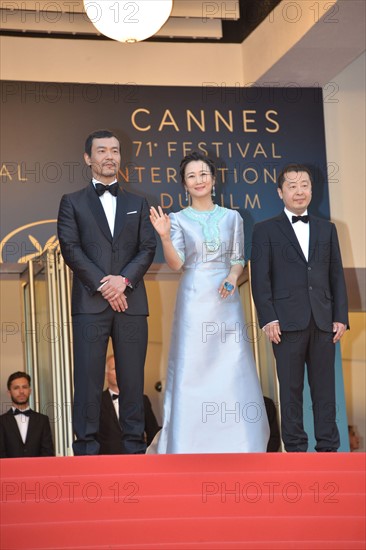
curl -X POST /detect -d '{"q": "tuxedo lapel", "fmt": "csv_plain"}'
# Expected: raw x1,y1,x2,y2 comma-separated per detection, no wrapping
276,211,307,264
24,411,37,445
112,188,129,244
6,410,25,446
86,182,113,242
105,391,122,431
308,215,319,263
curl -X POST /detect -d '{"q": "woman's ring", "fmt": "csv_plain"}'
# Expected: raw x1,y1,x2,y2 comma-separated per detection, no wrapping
224,282,234,292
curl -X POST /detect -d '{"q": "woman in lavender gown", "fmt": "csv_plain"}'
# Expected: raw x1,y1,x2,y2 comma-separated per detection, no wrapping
148,152,269,454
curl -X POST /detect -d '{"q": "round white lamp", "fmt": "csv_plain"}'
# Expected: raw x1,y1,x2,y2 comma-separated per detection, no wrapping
83,0,173,43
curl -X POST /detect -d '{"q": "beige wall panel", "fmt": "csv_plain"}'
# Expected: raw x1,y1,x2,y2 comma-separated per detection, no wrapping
0,278,24,412
324,52,366,268
0,37,243,87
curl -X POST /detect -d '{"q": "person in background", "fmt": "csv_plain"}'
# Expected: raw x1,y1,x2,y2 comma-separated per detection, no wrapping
0,371,54,458
97,355,160,454
348,425,360,452
264,396,281,452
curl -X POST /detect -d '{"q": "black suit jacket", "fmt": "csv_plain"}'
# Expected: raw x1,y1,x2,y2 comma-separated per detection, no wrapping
0,409,55,458
57,183,156,315
251,212,349,332
96,390,160,454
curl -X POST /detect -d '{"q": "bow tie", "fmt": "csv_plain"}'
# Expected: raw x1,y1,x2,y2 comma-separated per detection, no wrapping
111,393,119,400
292,215,309,224
95,182,118,197
13,408,31,416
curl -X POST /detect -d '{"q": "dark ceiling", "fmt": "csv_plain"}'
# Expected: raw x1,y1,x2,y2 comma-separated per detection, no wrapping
221,0,282,43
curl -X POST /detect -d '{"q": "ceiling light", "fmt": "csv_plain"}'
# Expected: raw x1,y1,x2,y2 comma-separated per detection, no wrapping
83,0,173,43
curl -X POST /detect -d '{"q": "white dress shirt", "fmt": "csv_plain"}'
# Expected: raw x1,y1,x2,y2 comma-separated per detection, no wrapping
109,389,119,419
284,207,310,261
263,208,310,329
92,178,117,237
12,407,30,443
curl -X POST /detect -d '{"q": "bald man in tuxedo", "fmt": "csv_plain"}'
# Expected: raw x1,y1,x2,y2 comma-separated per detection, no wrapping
97,355,160,454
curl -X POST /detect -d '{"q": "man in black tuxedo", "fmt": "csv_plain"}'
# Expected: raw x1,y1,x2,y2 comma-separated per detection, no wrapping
57,129,156,456
0,372,54,458
97,355,160,454
251,164,348,452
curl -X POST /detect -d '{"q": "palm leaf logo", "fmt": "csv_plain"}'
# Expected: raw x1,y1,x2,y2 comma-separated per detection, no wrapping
18,234,59,263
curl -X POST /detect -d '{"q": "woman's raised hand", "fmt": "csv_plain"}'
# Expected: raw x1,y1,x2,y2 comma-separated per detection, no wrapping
150,206,171,239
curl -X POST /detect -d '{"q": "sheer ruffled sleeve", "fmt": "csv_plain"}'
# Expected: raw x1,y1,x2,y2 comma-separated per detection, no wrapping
230,212,245,267
170,212,185,264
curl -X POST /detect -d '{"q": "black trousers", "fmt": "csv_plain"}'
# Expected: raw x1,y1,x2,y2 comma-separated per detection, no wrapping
72,308,148,455
273,316,340,452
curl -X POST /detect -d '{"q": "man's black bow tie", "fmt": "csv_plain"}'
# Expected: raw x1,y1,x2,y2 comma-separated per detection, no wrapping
292,215,309,224
112,393,119,400
13,408,31,416
95,182,118,197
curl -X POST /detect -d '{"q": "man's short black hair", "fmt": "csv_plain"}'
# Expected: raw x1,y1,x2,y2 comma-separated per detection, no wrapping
7,371,31,390
277,164,313,189
85,129,121,157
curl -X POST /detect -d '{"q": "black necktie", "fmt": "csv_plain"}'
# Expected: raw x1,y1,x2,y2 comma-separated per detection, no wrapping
95,182,118,197
292,215,309,224
111,393,119,400
13,408,31,416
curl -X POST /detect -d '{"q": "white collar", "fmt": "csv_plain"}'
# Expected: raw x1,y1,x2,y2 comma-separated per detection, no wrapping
92,178,117,187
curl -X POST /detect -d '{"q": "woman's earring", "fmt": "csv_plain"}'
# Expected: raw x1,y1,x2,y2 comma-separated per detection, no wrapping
185,189,189,202
212,185,216,197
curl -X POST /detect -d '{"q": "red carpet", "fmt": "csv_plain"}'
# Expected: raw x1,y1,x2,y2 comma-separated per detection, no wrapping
1,453,365,549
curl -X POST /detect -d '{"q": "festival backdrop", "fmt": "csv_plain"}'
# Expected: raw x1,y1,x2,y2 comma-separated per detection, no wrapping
0,81,332,263
0,81,348,450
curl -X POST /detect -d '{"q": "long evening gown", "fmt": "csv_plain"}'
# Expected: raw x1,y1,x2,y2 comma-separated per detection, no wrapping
148,205,269,453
